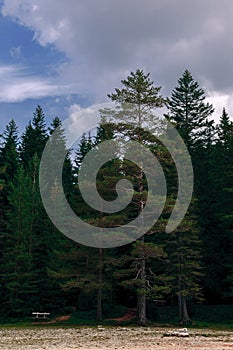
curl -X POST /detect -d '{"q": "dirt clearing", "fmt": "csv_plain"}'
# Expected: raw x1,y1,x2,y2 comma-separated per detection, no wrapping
0,326,232,350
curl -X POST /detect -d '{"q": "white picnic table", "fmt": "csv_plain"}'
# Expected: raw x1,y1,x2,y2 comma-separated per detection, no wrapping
32,312,50,319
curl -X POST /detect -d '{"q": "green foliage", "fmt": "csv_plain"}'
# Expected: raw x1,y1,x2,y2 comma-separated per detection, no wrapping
0,68,232,325
20,105,48,168
166,69,215,150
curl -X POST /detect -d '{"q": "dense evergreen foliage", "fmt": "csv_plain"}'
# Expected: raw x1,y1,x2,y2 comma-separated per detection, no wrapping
0,69,232,324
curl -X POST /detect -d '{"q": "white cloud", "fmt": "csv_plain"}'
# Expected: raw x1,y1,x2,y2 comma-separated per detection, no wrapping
1,0,233,120
10,46,22,59
64,102,113,149
0,64,69,102
2,81,56,102
207,93,233,122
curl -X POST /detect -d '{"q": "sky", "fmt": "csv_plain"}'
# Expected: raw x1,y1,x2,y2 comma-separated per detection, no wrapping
0,0,233,135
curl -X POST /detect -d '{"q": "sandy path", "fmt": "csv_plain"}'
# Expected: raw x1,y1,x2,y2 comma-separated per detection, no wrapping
0,326,232,350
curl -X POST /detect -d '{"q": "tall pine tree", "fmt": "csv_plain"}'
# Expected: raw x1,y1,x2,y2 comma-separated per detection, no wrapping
103,69,165,324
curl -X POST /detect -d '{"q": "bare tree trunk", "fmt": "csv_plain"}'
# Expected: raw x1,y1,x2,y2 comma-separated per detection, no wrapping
137,260,147,325
96,248,103,322
137,236,147,325
137,134,147,325
178,294,192,324
178,293,182,321
181,296,191,324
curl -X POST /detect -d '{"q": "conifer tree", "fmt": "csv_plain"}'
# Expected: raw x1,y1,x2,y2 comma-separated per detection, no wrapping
74,133,94,174
165,70,209,321
165,209,203,323
48,117,74,200
0,165,35,316
0,120,20,254
103,69,165,324
166,70,214,150
74,124,118,320
217,108,233,147
0,119,19,181
204,108,233,301
20,105,48,168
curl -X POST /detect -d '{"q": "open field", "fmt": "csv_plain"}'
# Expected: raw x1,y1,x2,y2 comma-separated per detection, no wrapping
0,326,232,350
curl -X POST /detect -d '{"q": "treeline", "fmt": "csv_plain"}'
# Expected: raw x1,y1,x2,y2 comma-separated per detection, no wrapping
0,69,232,324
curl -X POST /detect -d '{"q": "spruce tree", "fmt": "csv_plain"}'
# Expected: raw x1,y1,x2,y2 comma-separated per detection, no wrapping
74,133,94,173
48,117,74,200
166,209,203,323
0,120,20,257
0,119,19,181
51,125,116,321
166,69,215,150
217,108,233,147
0,166,35,316
204,108,233,301
20,105,48,168
76,125,118,320
165,70,210,321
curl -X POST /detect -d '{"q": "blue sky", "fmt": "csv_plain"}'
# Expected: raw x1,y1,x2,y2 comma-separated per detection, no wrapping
0,3,92,134
1,0,233,136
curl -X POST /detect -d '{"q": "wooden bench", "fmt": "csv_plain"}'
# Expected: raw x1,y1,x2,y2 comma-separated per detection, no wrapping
32,312,50,320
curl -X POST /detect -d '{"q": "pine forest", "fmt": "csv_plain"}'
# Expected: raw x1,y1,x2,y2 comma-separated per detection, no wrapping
0,69,232,326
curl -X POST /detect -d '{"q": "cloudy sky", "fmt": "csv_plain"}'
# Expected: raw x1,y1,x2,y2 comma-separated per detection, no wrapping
0,0,233,133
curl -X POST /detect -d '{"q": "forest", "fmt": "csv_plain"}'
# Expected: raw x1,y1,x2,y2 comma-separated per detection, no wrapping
0,69,232,326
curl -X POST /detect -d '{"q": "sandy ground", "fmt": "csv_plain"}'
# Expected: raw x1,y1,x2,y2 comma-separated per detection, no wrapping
0,326,232,350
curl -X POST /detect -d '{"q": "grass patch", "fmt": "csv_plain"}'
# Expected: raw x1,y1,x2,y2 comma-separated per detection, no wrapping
155,304,233,329
0,304,233,330
191,304,233,324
